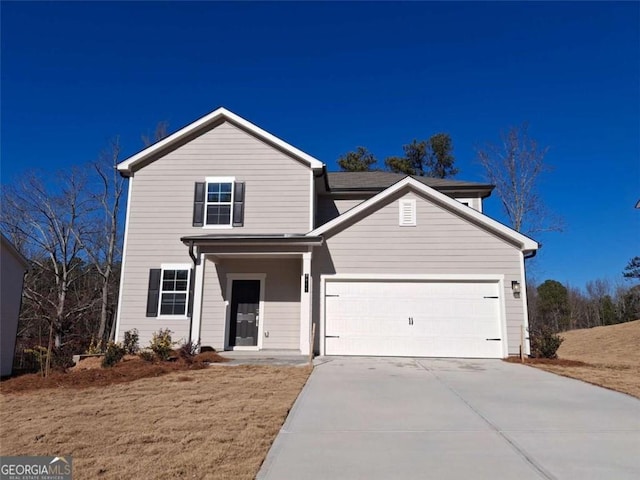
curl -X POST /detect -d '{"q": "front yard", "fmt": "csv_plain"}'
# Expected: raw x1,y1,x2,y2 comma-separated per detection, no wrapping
0,364,310,479
509,320,640,399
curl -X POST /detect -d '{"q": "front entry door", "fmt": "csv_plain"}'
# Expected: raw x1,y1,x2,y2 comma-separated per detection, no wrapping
229,280,260,347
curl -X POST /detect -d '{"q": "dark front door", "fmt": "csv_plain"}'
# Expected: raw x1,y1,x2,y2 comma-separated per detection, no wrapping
229,280,260,347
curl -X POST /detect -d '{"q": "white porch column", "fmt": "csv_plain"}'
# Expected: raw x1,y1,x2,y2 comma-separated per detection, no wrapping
299,251,312,355
190,253,206,345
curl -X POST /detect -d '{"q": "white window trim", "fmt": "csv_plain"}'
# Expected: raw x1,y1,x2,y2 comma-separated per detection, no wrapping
455,197,482,213
203,176,235,228
157,263,192,319
399,198,417,226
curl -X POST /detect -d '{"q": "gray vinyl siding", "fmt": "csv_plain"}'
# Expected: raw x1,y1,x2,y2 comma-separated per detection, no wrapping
314,190,526,356
200,258,301,350
117,121,311,345
316,195,482,226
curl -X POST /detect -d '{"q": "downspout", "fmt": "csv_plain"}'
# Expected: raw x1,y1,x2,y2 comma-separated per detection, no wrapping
187,241,199,344
188,240,199,266
314,165,330,192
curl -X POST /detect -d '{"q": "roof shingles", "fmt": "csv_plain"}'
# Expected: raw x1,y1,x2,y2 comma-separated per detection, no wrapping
326,171,493,192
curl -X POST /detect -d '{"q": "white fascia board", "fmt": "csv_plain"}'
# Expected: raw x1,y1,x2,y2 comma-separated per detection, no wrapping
117,107,324,174
309,177,539,252
114,176,134,342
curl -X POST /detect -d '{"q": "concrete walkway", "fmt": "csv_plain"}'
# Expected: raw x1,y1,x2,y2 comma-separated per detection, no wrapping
257,357,640,480
218,350,309,366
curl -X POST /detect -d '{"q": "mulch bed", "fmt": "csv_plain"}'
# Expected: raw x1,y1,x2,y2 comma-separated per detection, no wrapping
0,352,228,394
504,356,589,367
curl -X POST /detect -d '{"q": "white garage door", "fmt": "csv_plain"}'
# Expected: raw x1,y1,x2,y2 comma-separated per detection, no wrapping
324,280,504,358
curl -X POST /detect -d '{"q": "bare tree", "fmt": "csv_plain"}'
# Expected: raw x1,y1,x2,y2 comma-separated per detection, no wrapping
73,138,126,343
141,121,169,147
1,170,93,375
476,123,562,235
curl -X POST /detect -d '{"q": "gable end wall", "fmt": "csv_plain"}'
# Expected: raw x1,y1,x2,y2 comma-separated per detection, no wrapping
314,191,527,355
117,121,311,344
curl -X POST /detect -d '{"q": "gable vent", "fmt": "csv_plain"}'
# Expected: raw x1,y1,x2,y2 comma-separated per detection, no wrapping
399,199,416,226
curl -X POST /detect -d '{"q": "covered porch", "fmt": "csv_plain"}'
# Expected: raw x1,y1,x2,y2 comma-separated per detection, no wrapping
181,235,323,355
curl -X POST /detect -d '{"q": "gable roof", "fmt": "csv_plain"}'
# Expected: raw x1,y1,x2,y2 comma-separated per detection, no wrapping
327,171,493,195
309,176,538,252
117,107,324,176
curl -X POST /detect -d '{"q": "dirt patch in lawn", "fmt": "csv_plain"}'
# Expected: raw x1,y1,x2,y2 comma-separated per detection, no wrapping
0,364,311,479
513,320,640,399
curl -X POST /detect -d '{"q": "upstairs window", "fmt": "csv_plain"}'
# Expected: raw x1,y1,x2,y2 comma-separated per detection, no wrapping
206,181,233,225
192,177,245,228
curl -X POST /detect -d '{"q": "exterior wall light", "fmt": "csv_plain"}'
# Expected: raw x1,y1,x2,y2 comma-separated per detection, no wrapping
511,281,521,295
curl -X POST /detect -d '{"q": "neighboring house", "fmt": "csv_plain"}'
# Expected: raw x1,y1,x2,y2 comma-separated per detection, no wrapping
1,234,29,376
114,108,538,358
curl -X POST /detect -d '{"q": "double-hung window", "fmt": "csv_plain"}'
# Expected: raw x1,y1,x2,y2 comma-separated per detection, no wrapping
193,177,245,228
206,179,234,226
159,265,191,316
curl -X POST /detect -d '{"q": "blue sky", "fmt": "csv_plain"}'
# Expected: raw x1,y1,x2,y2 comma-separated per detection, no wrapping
2,2,638,290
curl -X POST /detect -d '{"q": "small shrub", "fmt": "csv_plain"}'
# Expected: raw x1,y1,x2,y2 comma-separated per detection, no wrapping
178,340,200,362
138,349,156,362
123,329,140,355
102,342,126,368
24,346,49,376
149,329,175,361
530,327,564,359
86,338,104,354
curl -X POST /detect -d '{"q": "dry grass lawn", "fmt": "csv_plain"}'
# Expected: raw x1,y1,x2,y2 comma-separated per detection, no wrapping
0,364,311,479
532,320,640,398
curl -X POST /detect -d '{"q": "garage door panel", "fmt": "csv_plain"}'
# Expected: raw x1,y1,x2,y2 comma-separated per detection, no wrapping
324,280,504,358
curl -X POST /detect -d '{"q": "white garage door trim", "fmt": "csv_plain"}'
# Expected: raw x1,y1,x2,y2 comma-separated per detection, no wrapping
319,274,508,358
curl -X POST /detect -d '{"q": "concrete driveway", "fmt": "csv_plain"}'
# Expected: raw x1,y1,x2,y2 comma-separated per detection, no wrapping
258,357,640,480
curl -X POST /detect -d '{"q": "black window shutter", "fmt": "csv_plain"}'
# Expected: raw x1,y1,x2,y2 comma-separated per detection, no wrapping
193,182,206,227
233,182,245,227
187,268,195,317
146,269,162,317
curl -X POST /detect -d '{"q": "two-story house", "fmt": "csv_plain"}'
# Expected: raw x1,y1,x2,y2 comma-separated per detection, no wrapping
114,108,538,358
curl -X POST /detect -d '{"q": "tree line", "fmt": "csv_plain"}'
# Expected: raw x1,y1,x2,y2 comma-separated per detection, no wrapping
339,123,561,236
338,134,458,178
529,259,640,334
1,126,166,374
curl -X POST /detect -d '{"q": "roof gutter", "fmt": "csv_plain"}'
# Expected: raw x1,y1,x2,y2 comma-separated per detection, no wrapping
326,185,494,198
180,235,324,247
314,165,330,192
